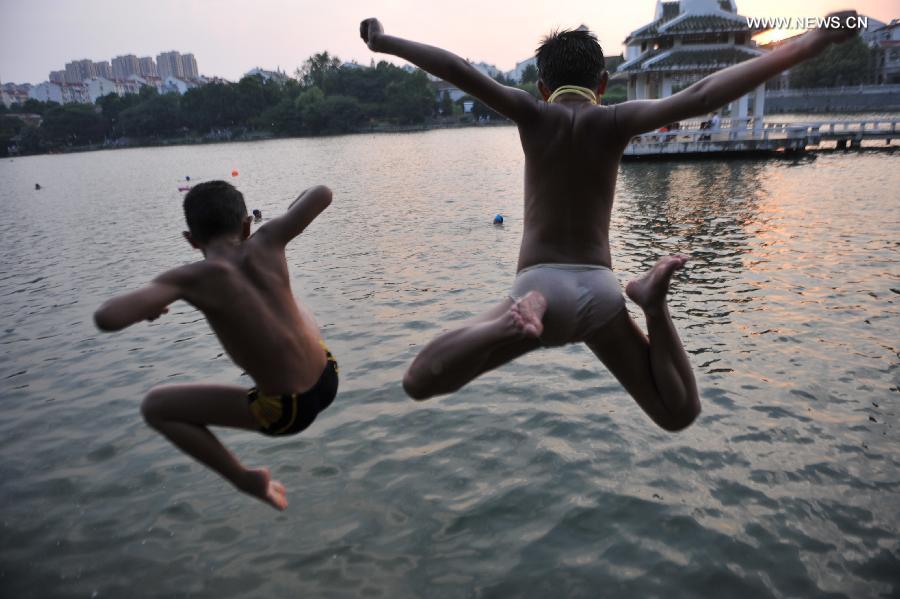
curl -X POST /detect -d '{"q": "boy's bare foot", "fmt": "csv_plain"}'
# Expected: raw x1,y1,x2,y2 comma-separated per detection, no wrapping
510,291,547,338
240,467,288,511
626,254,690,312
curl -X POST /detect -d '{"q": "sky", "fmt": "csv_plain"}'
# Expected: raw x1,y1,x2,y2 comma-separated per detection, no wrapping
1,0,897,84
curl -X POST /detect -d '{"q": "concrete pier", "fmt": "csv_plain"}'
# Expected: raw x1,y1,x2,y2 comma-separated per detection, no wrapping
623,118,900,159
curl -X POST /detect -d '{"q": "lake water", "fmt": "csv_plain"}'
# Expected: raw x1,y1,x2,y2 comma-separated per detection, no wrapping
0,128,898,598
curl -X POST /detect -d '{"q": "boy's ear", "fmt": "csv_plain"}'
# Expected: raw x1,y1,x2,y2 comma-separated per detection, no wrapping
183,231,200,249
242,215,252,239
538,80,551,101
596,71,609,97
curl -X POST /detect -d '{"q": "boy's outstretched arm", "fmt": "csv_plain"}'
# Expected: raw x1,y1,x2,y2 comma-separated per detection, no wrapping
94,270,185,331
615,11,859,137
256,185,332,247
360,18,539,123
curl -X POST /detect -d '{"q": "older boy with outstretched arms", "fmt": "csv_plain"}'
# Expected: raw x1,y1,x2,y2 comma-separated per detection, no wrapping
360,13,857,431
95,182,337,510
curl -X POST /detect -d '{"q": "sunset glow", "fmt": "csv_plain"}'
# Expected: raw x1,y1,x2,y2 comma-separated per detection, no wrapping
752,27,808,45
1,0,896,84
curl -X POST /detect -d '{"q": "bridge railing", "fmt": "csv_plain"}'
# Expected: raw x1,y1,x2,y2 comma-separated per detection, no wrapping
629,121,807,145
629,119,899,146
765,119,899,137
765,84,900,98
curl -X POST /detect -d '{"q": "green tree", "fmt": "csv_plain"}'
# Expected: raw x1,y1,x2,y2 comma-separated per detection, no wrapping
235,75,283,125
41,104,108,145
17,126,47,154
295,86,326,132
318,95,365,133
120,93,184,137
0,115,24,156
520,63,538,84
297,52,342,89
97,91,144,137
790,36,873,88
255,97,304,134
384,69,435,123
16,98,56,115
296,88,364,133
181,82,241,131
440,90,454,116
602,83,627,105
323,60,391,108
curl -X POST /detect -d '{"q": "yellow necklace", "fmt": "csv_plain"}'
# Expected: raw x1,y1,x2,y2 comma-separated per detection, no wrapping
547,85,598,105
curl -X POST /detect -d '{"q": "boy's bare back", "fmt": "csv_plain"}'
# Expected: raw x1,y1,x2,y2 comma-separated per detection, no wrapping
95,184,334,395
516,101,625,271
162,228,326,394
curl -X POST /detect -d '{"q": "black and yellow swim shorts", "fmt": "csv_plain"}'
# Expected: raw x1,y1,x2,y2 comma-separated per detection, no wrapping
247,349,339,437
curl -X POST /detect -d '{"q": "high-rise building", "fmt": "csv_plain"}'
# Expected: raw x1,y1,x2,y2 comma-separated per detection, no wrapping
157,51,185,79
65,59,96,83
138,56,158,77
49,70,66,84
180,53,199,79
93,61,112,79
111,54,140,80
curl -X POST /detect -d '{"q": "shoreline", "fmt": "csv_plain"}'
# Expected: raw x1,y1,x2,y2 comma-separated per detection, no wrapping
5,119,517,158
7,109,899,159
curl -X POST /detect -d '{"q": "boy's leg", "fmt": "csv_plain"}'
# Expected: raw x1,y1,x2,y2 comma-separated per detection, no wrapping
403,292,546,400
586,255,700,431
141,383,287,510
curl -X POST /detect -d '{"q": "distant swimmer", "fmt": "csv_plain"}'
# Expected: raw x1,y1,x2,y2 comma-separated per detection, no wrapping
253,209,263,222
361,12,858,431
95,182,338,510
35,183,41,190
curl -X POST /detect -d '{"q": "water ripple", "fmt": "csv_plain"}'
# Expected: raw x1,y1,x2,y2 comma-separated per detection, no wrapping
0,132,897,597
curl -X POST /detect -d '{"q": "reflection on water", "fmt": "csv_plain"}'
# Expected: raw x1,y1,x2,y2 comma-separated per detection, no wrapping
0,130,897,598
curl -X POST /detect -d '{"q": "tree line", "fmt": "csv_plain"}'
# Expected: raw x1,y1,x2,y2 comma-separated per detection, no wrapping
1,53,477,156
1,51,632,156
15,40,882,155
788,37,878,88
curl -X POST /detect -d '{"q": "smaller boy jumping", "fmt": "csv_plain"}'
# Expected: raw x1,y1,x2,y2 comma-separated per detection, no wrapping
95,181,337,510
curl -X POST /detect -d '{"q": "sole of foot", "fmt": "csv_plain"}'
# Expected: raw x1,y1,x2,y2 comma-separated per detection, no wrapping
625,254,690,309
510,291,547,338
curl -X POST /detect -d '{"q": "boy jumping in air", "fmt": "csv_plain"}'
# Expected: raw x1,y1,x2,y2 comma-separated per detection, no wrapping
360,12,857,431
95,181,337,510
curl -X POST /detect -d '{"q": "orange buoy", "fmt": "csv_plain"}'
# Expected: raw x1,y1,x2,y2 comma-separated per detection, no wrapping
231,169,239,177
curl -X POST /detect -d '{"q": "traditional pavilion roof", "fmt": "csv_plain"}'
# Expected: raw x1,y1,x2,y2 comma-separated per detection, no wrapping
624,0,767,44
617,46,763,73
625,14,760,43
664,15,750,34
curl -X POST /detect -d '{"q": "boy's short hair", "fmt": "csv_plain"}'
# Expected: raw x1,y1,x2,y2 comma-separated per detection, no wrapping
535,28,606,92
183,180,248,243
